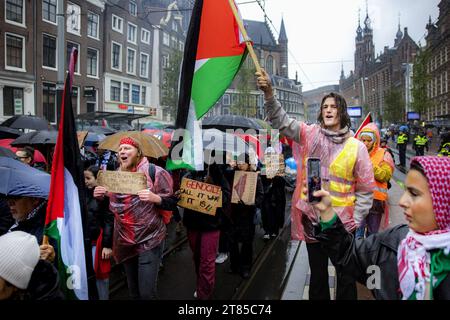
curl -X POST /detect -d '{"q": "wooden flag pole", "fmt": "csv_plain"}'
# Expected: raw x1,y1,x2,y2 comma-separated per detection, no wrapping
228,0,262,73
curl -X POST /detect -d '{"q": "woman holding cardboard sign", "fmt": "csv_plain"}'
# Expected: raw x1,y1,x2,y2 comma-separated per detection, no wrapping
94,136,173,300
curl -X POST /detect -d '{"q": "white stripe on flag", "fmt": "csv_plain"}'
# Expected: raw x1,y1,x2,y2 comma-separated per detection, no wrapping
184,104,204,171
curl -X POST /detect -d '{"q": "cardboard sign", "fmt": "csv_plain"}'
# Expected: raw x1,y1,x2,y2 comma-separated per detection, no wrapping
97,170,148,195
263,154,285,178
77,131,88,149
231,171,258,205
178,178,222,216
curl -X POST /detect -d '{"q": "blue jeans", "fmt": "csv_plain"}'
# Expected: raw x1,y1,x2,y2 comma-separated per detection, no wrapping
92,246,110,300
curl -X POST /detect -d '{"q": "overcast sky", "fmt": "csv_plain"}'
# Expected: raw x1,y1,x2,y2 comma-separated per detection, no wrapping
238,0,441,92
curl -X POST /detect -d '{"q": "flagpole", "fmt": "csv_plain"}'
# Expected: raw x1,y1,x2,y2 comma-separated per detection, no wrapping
228,0,262,73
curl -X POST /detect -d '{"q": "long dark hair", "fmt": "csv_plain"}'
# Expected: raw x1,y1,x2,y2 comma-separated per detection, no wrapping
317,92,351,130
86,165,100,179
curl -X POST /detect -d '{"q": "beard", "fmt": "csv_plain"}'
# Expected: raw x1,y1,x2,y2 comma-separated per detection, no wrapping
120,156,141,171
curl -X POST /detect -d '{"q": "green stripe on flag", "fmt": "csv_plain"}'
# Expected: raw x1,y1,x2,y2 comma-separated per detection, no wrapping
44,219,60,240
192,54,244,119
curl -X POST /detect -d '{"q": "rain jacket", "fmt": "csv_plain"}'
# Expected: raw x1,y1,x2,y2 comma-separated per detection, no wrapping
25,260,65,300
314,216,450,300
265,97,375,242
109,157,173,264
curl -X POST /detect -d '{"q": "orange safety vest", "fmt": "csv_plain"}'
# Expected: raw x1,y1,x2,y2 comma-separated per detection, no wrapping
328,137,359,207
371,148,389,201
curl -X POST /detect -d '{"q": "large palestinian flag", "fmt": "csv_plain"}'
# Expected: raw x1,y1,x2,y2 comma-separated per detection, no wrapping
44,48,88,300
167,0,247,170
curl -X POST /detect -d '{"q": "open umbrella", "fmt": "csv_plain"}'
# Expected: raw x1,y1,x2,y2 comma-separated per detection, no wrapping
0,139,47,164
87,126,117,136
202,115,264,131
0,147,16,158
142,122,168,130
10,130,57,147
98,131,168,158
84,132,106,147
202,129,249,156
0,156,50,198
143,128,173,148
0,126,23,139
1,115,50,131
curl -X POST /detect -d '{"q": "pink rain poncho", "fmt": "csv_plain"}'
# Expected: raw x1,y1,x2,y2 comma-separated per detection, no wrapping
265,97,375,242
109,157,173,263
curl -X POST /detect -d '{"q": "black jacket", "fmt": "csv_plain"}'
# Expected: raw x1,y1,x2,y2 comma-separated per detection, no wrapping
0,198,14,236
315,217,450,300
25,260,64,300
86,189,114,248
9,201,47,244
183,164,231,232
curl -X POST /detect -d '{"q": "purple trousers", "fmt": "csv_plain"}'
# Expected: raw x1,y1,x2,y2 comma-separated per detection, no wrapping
187,230,220,300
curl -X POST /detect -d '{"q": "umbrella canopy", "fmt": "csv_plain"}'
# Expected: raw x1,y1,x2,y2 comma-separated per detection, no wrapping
87,126,117,135
11,130,57,146
0,156,50,198
0,146,16,158
202,129,249,156
84,132,106,146
1,115,50,131
98,131,168,158
0,139,47,164
142,128,173,148
142,121,168,130
202,115,264,131
0,126,23,139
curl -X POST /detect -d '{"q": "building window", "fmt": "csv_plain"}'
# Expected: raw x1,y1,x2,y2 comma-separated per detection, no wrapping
141,86,146,105
42,0,57,24
172,20,178,32
179,41,184,52
223,94,230,105
87,48,98,77
162,55,169,68
87,12,99,39
5,33,25,71
66,41,80,73
111,42,122,71
66,2,81,35
171,36,177,48
127,23,137,44
72,86,79,114
110,80,121,101
3,86,24,116
266,55,274,75
127,48,136,74
6,0,25,26
43,34,57,69
163,32,170,46
129,1,137,16
43,83,56,123
123,83,129,103
140,53,149,78
132,85,140,104
141,28,151,44
112,14,123,33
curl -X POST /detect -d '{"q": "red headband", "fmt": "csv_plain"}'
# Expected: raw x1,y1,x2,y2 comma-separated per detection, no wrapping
119,137,139,148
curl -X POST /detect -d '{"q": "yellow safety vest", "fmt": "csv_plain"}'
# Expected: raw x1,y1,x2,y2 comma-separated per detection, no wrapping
371,148,389,201
438,142,450,157
328,137,359,207
397,134,408,144
414,135,428,146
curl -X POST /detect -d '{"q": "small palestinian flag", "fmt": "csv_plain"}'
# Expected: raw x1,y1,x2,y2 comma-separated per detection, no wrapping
167,0,247,170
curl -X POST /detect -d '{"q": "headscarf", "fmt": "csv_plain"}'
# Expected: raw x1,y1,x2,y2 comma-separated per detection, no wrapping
397,156,450,300
357,123,380,156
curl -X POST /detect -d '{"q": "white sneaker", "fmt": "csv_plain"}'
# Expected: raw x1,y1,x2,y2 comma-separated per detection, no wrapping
215,253,229,264
193,291,197,298
263,234,270,240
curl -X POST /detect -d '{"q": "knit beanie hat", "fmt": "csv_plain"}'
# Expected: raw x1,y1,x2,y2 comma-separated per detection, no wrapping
0,231,40,289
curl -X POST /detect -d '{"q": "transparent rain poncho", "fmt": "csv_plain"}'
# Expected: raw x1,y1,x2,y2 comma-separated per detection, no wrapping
108,157,173,263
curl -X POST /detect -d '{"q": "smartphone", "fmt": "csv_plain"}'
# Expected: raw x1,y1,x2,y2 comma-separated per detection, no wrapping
306,157,322,203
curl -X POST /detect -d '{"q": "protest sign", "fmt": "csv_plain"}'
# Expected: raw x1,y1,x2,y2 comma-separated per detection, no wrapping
263,154,285,178
178,178,222,216
97,170,147,195
231,171,258,205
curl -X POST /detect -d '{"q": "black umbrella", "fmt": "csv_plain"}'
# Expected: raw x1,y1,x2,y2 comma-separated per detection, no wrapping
0,126,23,139
202,115,264,131
1,115,50,131
11,130,58,147
0,147,16,158
87,126,117,136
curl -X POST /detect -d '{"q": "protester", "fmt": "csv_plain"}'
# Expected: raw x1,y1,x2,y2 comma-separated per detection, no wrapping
0,231,63,300
94,136,173,300
257,69,374,300
311,156,450,299
15,146,34,166
84,165,114,300
356,123,394,238
182,153,231,300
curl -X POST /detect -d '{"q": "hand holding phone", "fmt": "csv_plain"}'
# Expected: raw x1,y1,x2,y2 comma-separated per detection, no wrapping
306,158,322,203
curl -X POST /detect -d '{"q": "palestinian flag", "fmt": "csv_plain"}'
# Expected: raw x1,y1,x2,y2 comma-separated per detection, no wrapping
167,0,247,170
354,112,373,138
44,48,89,300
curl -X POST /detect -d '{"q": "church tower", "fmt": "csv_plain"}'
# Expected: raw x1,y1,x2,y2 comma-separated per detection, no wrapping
278,17,289,78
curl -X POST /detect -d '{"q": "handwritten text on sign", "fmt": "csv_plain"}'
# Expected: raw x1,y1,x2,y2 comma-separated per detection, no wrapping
97,170,147,195
178,178,222,216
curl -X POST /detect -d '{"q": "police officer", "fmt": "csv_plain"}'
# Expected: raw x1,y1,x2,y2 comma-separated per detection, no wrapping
438,132,450,157
397,127,408,167
413,129,428,156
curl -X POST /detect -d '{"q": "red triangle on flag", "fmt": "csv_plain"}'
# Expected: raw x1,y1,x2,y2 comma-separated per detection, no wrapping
354,112,373,138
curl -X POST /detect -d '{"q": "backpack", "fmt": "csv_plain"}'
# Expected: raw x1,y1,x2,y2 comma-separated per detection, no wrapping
148,163,173,225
